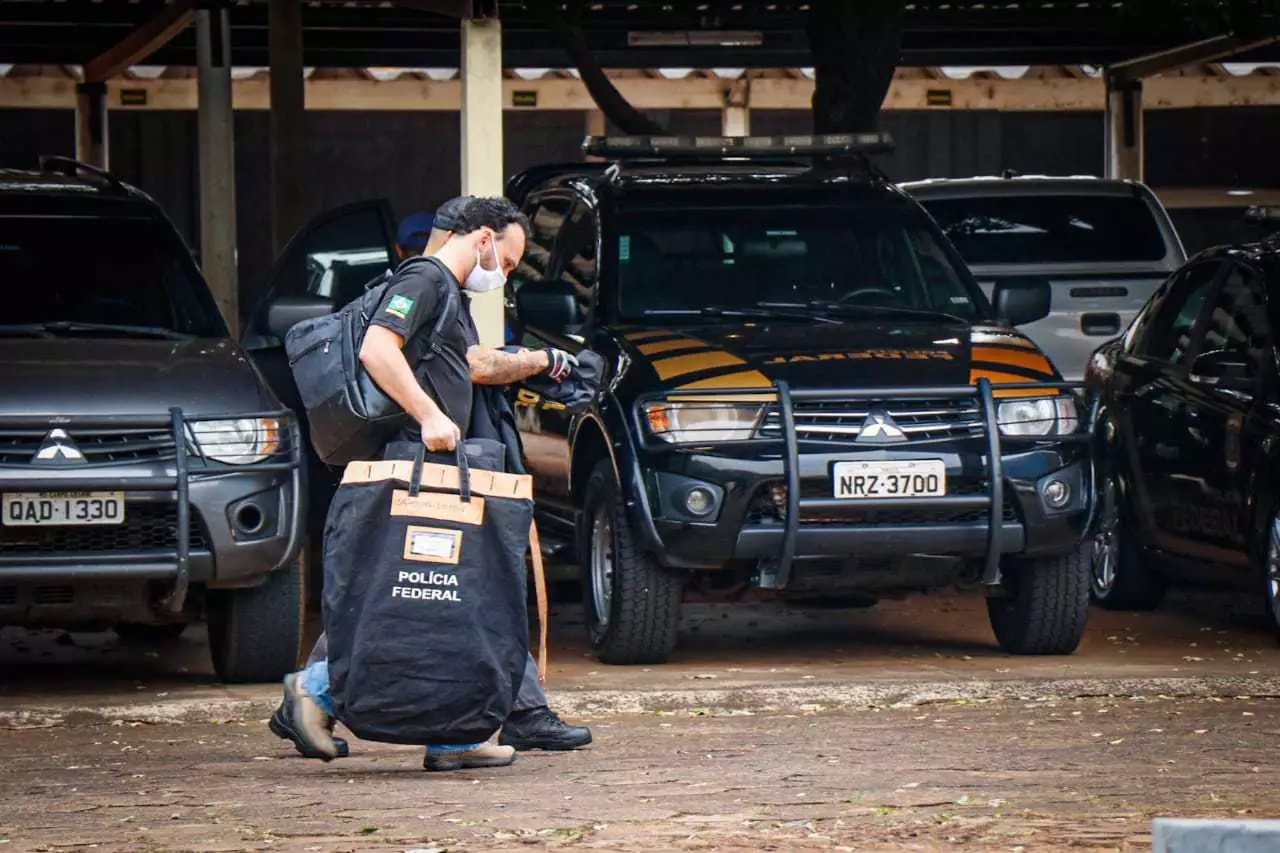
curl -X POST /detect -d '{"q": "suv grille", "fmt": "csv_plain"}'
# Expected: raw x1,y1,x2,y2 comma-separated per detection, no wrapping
0,504,210,554
759,397,983,443
0,428,177,465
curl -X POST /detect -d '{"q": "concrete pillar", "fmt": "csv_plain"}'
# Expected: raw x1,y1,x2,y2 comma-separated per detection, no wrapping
722,105,750,137
460,16,505,346
722,76,751,137
269,0,306,255
584,110,606,161
1105,74,1144,181
197,5,239,334
74,81,108,168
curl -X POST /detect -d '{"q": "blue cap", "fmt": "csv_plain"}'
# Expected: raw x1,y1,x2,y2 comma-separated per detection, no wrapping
397,212,435,253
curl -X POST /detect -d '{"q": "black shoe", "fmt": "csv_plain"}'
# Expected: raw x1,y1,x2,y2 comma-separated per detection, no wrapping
499,707,592,752
268,675,348,761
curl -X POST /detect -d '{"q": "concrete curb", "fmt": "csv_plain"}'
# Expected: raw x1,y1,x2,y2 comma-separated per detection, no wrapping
2,674,1277,730
1153,818,1280,852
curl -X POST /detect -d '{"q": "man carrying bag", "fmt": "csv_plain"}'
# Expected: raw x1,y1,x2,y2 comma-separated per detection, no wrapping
279,197,541,770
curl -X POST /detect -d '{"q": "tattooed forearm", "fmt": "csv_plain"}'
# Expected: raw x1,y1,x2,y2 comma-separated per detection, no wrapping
467,345,549,386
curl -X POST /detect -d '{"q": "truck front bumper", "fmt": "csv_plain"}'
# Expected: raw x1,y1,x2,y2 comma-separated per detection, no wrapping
0,408,305,612
632,380,1093,588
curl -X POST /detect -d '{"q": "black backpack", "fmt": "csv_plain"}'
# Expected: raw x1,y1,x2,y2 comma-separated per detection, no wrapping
284,256,460,466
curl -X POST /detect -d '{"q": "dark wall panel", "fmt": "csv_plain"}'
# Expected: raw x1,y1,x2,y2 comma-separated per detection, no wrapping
751,109,1104,181
0,109,73,168
4,104,1275,308
1146,107,1280,189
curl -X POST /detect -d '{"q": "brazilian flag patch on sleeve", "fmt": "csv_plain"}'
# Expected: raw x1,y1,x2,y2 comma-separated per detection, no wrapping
385,294,415,320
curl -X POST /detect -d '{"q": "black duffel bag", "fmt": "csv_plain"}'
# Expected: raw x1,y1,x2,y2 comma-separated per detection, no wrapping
284,256,459,467
323,441,533,746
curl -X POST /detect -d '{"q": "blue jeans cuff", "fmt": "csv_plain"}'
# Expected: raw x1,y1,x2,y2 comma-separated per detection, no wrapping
297,660,335,717
426,743,485,755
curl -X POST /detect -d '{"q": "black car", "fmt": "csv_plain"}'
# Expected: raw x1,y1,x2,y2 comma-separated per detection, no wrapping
1085,224,1280,631
0,158,305,682
503,134,1096,665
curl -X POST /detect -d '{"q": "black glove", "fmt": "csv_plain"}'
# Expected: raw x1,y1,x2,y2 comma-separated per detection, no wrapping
543,348,578,383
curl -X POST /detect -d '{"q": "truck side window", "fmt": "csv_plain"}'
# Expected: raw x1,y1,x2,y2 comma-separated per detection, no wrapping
1201,263,1272,377
508,194,572,344
1133,261,1221,365
555,203,598,326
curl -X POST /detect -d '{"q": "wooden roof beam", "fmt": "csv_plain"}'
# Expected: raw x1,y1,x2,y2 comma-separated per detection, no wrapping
83,1,197,83
394,0,499,19
1110,34,1280,81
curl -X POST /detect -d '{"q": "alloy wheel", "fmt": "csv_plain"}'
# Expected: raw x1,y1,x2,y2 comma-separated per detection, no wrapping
1266,514,1280,628
1091,478,1120,597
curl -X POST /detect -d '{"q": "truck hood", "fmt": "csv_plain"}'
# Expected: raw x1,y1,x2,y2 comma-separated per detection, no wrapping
614,321,1060,393
0,338,275,418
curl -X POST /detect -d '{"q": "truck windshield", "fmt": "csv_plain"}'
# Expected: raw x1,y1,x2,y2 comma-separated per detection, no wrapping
920,194,1169,265
615,205,987,323
0,215,227,337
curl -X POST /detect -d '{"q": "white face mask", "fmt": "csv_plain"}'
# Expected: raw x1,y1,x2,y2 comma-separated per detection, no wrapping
464,236,507,294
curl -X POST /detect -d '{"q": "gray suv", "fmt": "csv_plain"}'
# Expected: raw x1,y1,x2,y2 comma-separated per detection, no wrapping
0,158,305,683
903,176,1186,380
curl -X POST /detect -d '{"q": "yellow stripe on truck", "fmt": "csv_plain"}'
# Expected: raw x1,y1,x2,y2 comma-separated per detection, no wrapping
970,346,1056,376
653,350,746,380
677,370,775,391
622,329,674,343
969,369,1050,398
638,337,708,356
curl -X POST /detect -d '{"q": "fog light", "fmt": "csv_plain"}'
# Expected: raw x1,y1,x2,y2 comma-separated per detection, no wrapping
684,487,716,517
1043,479,1071,509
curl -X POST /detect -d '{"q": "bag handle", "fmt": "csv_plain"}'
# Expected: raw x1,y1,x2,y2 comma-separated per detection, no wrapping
408,442,472,503
529,520,549,683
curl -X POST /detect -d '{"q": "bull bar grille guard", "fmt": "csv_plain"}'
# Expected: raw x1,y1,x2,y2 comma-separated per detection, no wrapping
0,408,304,612
634,378,1093,589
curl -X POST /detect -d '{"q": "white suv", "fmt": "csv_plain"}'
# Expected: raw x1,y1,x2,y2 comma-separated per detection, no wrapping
903,176,1187,380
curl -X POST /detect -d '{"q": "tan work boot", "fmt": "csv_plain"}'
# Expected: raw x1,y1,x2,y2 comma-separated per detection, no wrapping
277,672,340,761
423,744,517,772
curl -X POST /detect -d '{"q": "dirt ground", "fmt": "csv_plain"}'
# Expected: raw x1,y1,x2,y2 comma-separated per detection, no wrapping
3,695,1278,852
2,590,1279,852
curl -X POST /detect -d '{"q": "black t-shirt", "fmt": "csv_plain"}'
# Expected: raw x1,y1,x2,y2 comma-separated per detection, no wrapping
367,257,476,441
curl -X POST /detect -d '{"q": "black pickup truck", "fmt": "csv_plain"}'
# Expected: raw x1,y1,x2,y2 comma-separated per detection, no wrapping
505,135,1096,665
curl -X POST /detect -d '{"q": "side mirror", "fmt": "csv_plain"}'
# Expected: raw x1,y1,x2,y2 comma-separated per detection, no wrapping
516,281,581,334
1189,348,1253,392
266,296,334,340
993,278,1051,326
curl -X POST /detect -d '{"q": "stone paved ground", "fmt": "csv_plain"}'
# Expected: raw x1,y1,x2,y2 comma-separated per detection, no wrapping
3,695,1278,852
2,590,1279,851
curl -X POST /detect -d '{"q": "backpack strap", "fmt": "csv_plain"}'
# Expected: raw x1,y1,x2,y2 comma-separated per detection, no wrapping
419,256,460,360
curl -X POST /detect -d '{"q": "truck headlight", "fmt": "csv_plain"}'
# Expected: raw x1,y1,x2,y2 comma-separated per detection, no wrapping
642,401,764,444
997,396,1079,437
189,418,281,464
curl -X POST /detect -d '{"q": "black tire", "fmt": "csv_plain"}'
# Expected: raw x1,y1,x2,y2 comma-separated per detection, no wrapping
206,553,305,683
113,622,187,643
987,544,1091,655
579,460,683,665
1090,477,1167,611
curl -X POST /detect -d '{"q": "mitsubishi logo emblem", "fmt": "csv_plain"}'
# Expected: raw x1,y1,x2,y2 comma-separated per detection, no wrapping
856,412,907,444
34,429,86,463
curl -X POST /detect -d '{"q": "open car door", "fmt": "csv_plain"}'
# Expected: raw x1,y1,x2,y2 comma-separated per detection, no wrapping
241,200,398,592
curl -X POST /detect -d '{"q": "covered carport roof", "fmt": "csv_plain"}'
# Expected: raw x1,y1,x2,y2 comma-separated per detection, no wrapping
2,0,1278,69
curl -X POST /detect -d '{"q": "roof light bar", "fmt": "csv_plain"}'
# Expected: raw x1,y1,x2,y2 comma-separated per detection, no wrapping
582,132,895,160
